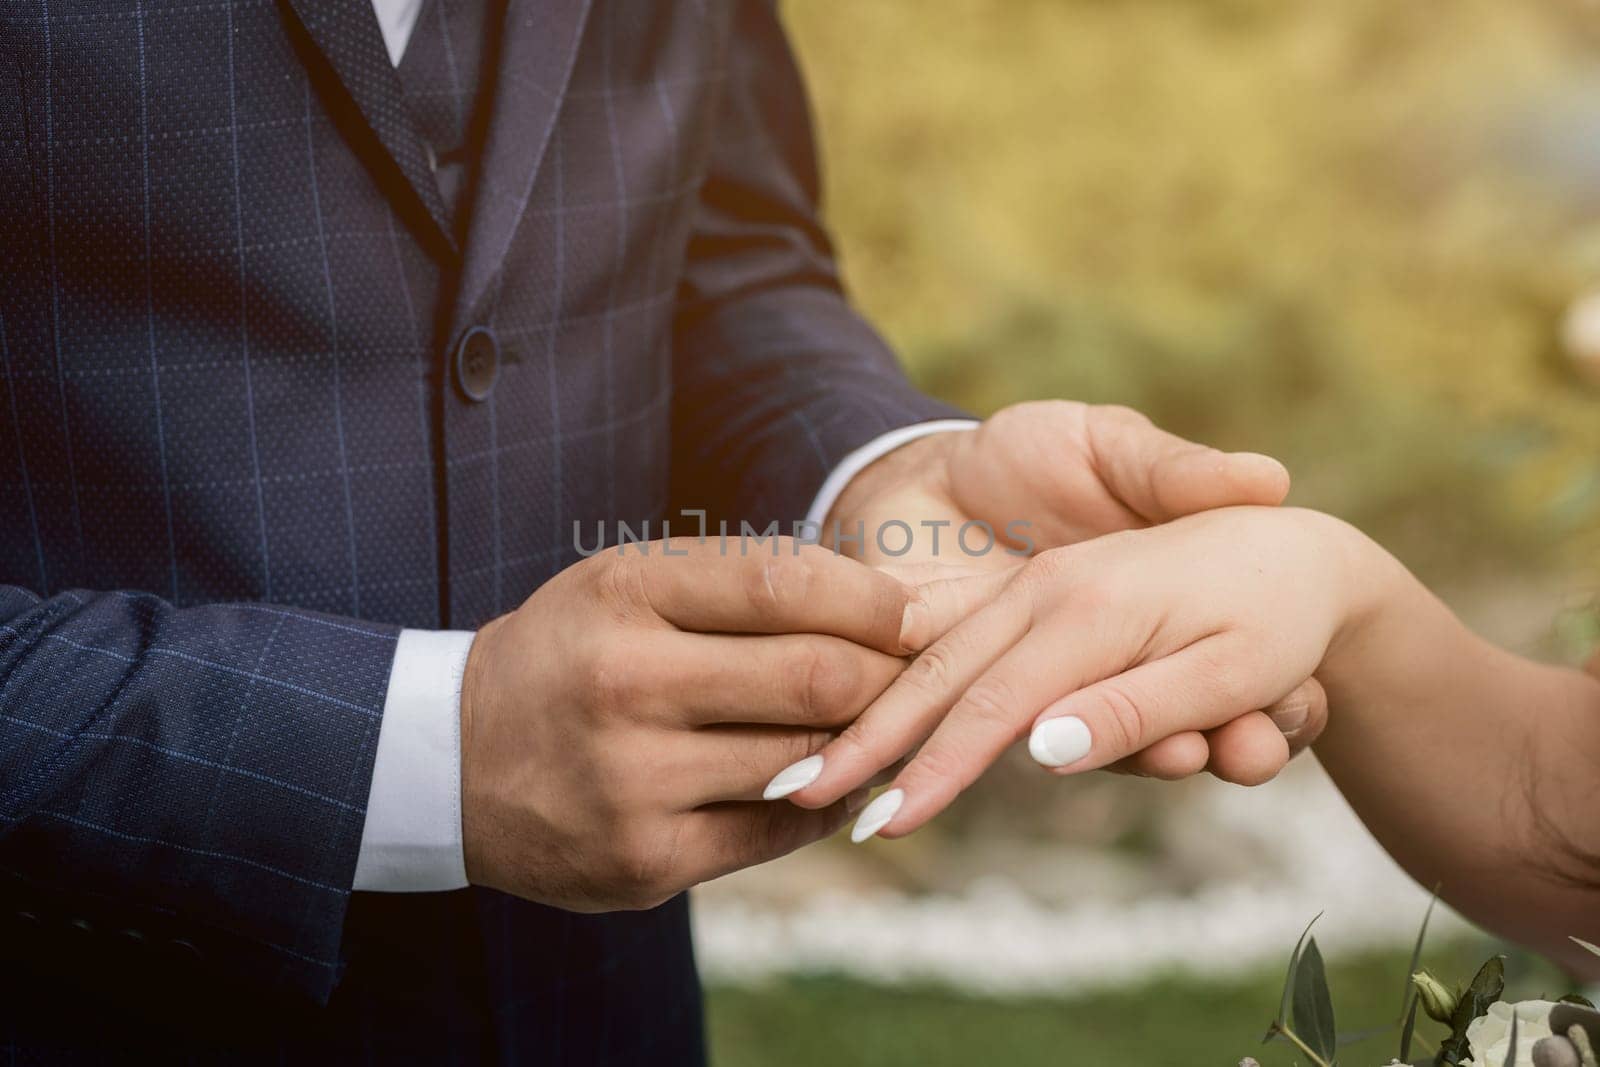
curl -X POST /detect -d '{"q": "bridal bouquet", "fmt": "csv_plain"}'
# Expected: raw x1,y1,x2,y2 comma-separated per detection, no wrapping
1240,908,1600,1067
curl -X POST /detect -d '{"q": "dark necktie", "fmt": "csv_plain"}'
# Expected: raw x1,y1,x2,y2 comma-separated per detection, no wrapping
394,0,495,229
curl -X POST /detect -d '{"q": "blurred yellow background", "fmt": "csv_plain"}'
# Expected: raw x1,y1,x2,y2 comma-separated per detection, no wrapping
800,0,1600,595
701,2,1600,1063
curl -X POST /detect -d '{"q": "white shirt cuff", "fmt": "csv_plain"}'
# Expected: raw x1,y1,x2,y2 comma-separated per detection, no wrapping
352,628,476,892
803,419,980,532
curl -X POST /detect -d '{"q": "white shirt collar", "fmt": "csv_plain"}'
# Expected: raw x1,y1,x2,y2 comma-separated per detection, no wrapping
370,0,424,66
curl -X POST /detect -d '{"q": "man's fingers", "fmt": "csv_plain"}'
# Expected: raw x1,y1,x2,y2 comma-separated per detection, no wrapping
676,726,840,805
1111,731,1212,779
1087,407,1290,523
1204,711,1292,786
638,540,914,655
874,559,1013,587
1265,677,1328,756
678,798,858,887
665,633,905,728
780,594,1032,810
1116,679,1323,784
1149,448,1290,519
900,566,1017,651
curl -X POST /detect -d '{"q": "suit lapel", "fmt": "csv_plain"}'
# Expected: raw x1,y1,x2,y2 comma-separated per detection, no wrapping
280,0,456,254
452,0,593,331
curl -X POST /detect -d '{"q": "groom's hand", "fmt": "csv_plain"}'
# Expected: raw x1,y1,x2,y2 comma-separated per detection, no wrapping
826,401,1291,567
825,400,1323,782
458,539,909,911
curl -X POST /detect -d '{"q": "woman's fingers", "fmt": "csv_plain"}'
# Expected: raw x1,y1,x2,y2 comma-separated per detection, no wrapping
767,532,1322,840
855,624,1232,840
777,592,1033,810
1111,731,1212,779
1114,677,1326,781
864,630,1088,835
899,566,1017,651
1024,634,1288,778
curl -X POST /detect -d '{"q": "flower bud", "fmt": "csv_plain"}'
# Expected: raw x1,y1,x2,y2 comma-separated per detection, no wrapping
1411,970,1460,1024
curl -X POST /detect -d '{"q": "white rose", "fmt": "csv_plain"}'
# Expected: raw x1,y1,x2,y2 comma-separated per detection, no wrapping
1460,1000,1558,1067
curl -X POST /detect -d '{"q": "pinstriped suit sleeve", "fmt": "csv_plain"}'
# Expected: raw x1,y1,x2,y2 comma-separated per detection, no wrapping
0,583,397,1004
669,0,967,529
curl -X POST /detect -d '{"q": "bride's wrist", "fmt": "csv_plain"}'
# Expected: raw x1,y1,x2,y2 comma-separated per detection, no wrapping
1316,516,1426,696
1310,513,1408,673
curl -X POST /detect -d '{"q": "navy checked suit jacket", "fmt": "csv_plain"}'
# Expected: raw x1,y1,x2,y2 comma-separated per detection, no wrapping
0,0,959,1062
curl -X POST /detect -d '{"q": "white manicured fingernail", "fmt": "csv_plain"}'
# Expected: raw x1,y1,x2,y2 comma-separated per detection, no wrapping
763,754,824,800
1029,716,1092,768
850,788,904,843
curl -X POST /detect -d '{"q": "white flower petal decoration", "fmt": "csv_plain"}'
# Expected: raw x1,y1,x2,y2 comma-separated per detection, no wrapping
1460,1000,1557,1067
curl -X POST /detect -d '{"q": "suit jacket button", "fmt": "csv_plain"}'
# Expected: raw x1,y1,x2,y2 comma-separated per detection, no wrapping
455,326,500,402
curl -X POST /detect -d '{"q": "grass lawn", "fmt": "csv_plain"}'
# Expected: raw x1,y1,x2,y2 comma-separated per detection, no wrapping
706,940,1572,1066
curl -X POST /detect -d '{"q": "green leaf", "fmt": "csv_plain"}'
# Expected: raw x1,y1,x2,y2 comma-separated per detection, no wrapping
1398,993,1420,1064
1266,914,1322,1042
1560,993,1597,1010
1502,1011,1518,1067
1292,937,1338,1063
1438,956,1506,1065
1463,956,1506,1011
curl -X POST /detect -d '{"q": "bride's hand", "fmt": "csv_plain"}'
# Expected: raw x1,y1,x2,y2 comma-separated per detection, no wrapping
770,506,1368,839
873,557,1329,784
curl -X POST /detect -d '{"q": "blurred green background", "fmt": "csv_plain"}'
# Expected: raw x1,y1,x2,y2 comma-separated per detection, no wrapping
708,941,1567,1067
704,1,1600,1062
